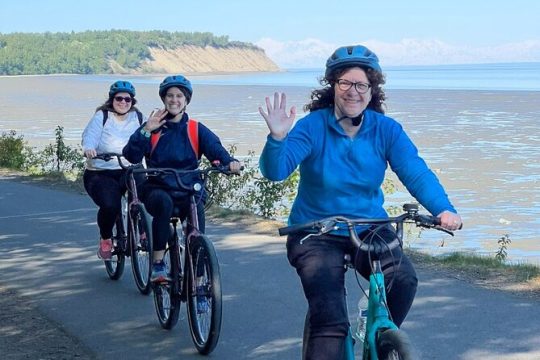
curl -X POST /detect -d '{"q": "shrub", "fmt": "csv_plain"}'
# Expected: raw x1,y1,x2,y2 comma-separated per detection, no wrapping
0,130,27,169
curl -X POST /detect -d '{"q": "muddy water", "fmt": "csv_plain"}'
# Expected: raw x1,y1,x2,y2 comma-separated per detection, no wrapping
1,75,539,264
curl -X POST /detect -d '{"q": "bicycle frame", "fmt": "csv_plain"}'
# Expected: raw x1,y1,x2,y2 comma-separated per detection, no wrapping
281,203,456,360
147,164,228,354
361,261,398,360
92,153,152,293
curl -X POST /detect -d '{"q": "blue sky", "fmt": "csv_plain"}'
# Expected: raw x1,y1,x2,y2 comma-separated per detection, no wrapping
2,0,539,68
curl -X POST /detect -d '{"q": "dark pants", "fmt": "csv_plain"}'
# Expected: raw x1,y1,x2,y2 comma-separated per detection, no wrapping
141,185,205,252
83,169,128,240
286,227,418,360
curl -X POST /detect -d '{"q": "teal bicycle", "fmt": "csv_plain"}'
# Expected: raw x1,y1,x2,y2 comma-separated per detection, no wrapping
279,203,457,360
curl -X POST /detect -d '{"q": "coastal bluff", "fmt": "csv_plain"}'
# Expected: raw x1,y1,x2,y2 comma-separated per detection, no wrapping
0,31,280,75
135,46,280,74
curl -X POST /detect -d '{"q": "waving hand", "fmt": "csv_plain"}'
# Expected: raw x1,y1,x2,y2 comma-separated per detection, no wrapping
258,92,296,141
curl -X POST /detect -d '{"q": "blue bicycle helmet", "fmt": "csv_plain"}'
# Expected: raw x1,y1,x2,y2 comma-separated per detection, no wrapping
325,45,381,78
109,80,136,98
159,75,193,103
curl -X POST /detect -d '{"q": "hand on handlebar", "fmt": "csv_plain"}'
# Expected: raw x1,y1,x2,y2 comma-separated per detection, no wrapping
84,149,97,159
437,210,463,231
228,161,243,174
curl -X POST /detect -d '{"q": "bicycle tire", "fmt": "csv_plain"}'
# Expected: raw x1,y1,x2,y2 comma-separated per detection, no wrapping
376,329,414,360
153,244,181,329
129,203,153,295
105,200,127,280
186,234,222,355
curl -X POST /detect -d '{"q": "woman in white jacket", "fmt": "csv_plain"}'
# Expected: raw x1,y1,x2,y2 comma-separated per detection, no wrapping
81,80,145,260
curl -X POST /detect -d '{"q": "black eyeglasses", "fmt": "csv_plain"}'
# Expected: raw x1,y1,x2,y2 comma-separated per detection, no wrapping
114,96,132,103
336,79,371,94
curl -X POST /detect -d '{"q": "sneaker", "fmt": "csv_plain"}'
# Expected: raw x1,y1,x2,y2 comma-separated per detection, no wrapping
150,261,171,282
97,238,112,260
139,231,148,251
196,285,209,314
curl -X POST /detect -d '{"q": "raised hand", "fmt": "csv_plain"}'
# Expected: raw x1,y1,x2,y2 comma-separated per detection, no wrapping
144,108,168,132
258,92,296,141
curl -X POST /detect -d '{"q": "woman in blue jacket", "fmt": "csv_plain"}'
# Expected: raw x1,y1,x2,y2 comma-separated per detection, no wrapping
123,75,241,282
258,45,462,359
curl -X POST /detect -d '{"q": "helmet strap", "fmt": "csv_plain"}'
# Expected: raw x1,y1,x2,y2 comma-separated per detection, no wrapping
335,103,364,127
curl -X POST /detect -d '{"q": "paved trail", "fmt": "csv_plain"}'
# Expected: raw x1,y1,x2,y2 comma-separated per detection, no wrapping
1,177,539,359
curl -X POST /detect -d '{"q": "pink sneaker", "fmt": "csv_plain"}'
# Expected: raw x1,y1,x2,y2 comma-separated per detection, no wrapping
97,238,112,260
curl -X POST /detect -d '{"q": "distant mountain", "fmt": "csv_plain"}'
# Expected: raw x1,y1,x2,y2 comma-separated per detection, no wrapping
0,30,280,75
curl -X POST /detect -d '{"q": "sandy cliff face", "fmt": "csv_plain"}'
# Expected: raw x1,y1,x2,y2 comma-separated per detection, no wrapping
139,46,280,74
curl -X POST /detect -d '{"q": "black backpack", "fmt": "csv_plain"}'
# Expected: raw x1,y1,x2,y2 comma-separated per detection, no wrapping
102,109,143,126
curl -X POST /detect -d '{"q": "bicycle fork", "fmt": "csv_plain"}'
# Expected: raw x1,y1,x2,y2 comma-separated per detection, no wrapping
363,260,398,360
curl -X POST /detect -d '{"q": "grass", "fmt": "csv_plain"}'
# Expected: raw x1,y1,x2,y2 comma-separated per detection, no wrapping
406,250,540,297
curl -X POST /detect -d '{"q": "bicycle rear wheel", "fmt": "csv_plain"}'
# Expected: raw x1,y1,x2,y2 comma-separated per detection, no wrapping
105,200,127,279
129,203,153,294
186,234,222,355
153,242,181,329
376,329,414,360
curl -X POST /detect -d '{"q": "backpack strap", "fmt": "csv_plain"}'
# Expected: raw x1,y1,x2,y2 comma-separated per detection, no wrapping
150,130,161,156
102,109,108,126
187,119,199,159
102,110,142,125
135,110,143,125
149,119,199,158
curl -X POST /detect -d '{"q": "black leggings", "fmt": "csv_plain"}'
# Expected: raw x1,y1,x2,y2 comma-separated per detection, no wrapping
286,227,418,360
141,186,205,252
83,169,127,240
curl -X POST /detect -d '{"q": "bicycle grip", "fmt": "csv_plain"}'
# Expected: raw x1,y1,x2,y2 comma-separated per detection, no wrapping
278,221,317,236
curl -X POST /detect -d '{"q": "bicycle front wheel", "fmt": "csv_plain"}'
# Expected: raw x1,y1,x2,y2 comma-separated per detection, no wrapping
129,203,153,295
153,243,181,329
186,234,222,355
376,329,414,360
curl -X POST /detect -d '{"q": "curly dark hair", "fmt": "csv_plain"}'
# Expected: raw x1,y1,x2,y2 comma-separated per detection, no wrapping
95,94,140,114
304,67,387,114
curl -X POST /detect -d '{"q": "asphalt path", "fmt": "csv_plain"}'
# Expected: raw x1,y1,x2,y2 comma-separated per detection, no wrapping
1,178,540,360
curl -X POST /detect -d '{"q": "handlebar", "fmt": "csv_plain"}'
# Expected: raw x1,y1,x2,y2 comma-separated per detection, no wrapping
90,153,132,169
91,153,241,193
133,164,240,193
278,203,453,253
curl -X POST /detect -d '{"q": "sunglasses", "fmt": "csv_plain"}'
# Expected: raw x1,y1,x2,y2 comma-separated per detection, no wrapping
114,96,132,103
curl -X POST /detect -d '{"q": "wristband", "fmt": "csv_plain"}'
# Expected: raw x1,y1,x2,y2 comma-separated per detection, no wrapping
140,128,151,138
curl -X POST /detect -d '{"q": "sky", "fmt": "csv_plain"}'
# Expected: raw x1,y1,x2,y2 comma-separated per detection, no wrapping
1,0,539,69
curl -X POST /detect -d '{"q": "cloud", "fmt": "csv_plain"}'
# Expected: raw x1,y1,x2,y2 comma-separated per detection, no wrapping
256,38,540,68
256,38,336,69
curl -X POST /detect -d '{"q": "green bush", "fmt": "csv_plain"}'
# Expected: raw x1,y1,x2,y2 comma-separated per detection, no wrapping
24,126,84,175
203,145,299,219
0,130,28,169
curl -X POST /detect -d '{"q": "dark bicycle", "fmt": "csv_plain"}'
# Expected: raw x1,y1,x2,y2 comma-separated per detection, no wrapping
93,154,153,295
280,203,459,360
134,164,236,355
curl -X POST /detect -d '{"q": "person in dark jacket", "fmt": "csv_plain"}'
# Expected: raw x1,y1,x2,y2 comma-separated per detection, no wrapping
123,74,241,282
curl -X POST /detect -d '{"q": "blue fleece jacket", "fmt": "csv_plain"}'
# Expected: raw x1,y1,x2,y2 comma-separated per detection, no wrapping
123,113,234,189
260,108,456,226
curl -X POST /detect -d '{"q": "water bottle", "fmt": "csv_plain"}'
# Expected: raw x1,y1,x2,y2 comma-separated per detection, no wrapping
355,290,369,349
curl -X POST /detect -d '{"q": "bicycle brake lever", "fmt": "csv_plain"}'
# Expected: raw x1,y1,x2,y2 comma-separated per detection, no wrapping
299,233,317,244
299,223,337,244
434,226,454,236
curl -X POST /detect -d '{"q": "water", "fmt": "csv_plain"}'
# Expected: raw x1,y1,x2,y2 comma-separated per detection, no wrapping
1,63,539,264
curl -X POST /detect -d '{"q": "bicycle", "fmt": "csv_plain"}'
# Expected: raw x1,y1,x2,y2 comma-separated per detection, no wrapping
92,153,153,295
279,203,458,360
137,164,236,355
